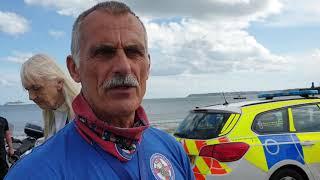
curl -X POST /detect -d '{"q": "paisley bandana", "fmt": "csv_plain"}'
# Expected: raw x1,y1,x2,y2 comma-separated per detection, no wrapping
73,94,150,162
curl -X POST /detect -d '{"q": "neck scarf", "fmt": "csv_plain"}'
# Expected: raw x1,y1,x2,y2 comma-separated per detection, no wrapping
72,94,150,162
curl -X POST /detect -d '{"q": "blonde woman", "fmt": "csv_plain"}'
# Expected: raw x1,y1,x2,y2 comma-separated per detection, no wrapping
20,54,79,140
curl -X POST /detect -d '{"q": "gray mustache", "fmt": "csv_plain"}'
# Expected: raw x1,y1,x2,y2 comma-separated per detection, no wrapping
103,74,139,89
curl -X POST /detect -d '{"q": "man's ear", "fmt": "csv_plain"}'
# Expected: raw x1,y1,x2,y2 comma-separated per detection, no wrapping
66,55,81,83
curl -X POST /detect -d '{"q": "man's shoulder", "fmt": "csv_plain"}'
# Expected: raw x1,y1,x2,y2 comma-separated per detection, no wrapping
5,144,61,179
11,124,75,164
146,127,175,138
34,121,79,153
144,127,179,146
142,127,193,179
143,127,189,160
5,122,79,179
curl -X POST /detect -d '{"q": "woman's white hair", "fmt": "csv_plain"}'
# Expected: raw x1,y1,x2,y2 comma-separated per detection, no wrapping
20,54,80,139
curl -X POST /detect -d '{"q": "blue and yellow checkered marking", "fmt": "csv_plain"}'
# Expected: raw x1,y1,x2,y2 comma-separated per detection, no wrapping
258,134,304,169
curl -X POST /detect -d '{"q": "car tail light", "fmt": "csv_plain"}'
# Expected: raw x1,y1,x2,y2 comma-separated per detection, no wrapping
199,142,249,162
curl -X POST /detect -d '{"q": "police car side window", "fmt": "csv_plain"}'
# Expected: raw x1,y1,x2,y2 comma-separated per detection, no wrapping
292,104,320,132
253,109,288,134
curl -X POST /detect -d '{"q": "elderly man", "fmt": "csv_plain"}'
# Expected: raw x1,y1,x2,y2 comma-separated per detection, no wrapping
5,1,194,180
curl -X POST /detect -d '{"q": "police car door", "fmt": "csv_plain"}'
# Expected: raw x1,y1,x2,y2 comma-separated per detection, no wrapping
289,104,320,179
253,109,305,172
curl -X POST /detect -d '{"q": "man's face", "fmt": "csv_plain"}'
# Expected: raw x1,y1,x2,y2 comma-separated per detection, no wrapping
72,11,149,120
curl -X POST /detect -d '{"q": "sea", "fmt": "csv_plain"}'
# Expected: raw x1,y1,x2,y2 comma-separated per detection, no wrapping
0,92,260,137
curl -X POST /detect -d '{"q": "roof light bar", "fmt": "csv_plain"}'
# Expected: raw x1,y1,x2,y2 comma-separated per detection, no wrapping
258,89,319,99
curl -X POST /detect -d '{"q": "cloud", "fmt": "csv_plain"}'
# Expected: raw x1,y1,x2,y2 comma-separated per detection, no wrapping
0,79,12,87
0,73,27,105
23,0,289,76
125,0,282,21
0,74,20,87
146,71,305,99
288,49,320,78
24,0,282,20
24,0,99,17
264,0,320,27
1,51,33,64
311,49,320,59
48,29,65,39
146,48,320,98
147,19,288,76
0,11,30,35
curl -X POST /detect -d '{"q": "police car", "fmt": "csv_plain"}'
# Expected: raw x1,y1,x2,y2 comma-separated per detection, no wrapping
174,90,320,180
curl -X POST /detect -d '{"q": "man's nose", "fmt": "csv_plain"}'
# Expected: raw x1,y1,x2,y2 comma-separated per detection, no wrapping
113,49,131,74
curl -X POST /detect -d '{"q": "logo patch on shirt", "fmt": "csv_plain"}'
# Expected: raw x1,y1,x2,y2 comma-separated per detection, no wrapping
150,153,175,180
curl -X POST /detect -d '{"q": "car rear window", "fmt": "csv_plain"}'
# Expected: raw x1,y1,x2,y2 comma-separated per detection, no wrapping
174,111,231,139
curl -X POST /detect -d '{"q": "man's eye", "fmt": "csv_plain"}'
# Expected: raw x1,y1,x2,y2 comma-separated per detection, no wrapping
124,48,144,59
93,47,117,58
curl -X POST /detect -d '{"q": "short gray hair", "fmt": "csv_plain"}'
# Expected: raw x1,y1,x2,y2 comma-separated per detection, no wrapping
71,1,148,66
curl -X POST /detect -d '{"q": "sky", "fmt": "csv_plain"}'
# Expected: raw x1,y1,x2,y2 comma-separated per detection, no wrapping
0,0,320,105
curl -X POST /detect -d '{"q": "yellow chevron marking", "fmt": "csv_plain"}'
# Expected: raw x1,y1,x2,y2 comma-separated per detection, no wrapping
288,108,296,132
220,114,241,136
185,139,199,155
196,157,211,175
221,114,235,133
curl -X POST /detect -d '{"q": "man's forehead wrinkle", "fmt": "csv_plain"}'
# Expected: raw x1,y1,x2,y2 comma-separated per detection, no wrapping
90,31,146,48
82,22,144,41
79,11,147,58
91,43,145,54
81,11,145,36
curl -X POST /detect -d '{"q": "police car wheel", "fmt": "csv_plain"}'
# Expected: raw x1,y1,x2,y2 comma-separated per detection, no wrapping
270,168,305,180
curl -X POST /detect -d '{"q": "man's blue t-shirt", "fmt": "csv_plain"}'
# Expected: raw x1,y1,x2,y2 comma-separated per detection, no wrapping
6,122,194,180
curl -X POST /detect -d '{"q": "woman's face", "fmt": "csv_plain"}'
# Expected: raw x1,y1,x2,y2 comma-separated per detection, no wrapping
24,77,65,110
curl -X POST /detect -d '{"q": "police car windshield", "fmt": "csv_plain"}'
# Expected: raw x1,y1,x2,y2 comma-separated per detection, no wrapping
174,112,230,139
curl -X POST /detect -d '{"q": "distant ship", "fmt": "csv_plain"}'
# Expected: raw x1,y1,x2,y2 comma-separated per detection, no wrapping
4,101,26,106
233,95,246,100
